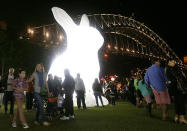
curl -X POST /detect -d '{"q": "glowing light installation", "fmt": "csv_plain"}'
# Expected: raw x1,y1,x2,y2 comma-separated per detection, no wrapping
49,7,108,107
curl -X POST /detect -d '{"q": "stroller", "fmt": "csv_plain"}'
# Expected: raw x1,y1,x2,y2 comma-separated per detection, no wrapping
57,88,65,117
46,88,59,120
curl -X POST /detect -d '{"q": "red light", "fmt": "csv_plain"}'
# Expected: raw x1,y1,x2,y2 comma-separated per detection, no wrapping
104,53,108,57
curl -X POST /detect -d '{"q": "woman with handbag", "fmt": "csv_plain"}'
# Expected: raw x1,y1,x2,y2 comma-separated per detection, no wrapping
30,64,50,126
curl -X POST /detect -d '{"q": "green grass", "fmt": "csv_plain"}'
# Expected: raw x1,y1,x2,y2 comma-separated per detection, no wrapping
0,102,187,131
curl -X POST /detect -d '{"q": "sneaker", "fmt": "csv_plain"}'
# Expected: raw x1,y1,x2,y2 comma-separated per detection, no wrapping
23,123,29,129
69,115,75,119
60,116,70,120
12,122,17,128
43,121,51,126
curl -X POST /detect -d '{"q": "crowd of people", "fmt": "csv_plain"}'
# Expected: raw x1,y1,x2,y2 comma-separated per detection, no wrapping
0,58,187,129
0,63,106,128
100,58,187,123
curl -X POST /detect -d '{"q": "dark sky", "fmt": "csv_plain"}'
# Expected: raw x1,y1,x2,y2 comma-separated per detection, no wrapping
0,0,186,59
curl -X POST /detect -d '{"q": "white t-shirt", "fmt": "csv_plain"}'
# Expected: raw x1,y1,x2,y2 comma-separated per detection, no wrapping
75,78,85,92
7,75,14,91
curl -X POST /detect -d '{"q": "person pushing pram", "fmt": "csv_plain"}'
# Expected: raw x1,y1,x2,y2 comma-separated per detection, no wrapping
47,74,59,120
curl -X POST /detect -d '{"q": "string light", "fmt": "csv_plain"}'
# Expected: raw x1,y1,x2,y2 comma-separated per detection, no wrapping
46,32,49,38
28,28,34,34
24,13,185,68
114,46,118,50
107,44,111,49
59,34,64,41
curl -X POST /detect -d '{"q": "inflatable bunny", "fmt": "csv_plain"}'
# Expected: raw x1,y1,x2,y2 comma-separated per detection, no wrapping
48,7,108,107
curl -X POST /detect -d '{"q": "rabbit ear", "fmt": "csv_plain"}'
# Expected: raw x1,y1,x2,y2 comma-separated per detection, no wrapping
80,14,89,27
52,7,76,33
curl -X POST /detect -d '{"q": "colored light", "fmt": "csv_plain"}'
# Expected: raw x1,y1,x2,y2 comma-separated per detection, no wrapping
104,53,108,57
107,44,111,49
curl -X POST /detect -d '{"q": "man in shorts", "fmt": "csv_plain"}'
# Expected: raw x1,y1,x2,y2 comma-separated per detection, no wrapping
145,59,170,120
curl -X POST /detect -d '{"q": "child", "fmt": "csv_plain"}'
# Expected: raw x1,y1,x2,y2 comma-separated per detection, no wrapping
109,88,116,106
11,69,29,128
138,74,153,117
58,88,66,119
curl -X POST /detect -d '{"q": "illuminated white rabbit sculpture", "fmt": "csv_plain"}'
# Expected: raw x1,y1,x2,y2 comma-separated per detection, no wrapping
49,7,108,107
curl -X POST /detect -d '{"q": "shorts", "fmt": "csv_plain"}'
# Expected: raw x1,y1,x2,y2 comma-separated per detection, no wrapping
0,93,4,105
152,88,170,105
143,94,152,104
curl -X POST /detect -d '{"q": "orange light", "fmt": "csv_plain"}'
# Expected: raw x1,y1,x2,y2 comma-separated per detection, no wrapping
117,83,122,89
104,53,108,57
184,56,187,63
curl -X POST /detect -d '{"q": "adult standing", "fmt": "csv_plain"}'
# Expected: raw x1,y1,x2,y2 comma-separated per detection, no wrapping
145,59,170,120
166,59,187,124
75,73,86,109
134,75,142,107
129,75,136,106
0,75,4,112
3,68,15,115
92,78,104,107
30,64,50,126
26,76,34,112
60,69,75,120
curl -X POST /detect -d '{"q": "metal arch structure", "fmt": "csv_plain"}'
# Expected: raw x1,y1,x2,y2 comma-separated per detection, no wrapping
25,14,186,69
86,14,185,68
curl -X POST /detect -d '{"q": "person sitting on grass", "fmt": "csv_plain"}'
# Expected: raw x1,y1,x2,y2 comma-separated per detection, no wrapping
11,69,29,129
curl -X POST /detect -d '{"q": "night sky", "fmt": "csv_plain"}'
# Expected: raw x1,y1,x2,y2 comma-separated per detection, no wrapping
0,0,186,59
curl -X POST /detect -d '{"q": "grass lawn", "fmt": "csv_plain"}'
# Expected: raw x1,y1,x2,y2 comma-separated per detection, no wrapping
0,102,187,131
